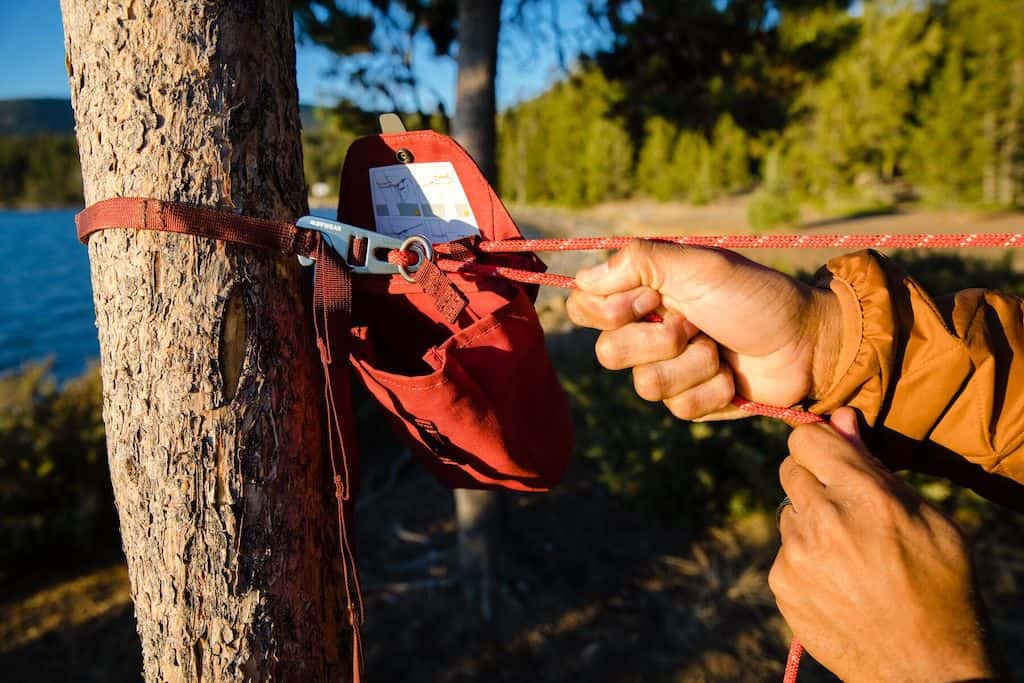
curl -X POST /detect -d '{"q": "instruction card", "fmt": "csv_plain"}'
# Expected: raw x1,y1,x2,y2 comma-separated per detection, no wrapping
368,162,481,243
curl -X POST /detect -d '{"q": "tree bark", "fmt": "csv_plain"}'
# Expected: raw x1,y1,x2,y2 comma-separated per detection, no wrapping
60,1,346,680
451,0,503,623
453,0,501,187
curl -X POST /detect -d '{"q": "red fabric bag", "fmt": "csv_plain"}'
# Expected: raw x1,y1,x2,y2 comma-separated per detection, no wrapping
338,130,572,491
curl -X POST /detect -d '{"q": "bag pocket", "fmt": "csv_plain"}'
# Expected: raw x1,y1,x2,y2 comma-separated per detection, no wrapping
351,288,571,492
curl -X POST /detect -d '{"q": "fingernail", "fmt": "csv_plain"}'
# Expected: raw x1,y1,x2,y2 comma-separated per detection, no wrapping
576,262,608,289
632,289,660,317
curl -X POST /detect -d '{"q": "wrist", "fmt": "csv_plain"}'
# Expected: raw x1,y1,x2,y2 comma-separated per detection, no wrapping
806,287,842,402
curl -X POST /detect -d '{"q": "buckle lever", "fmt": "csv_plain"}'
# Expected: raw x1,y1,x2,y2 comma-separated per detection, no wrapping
296,215,431,277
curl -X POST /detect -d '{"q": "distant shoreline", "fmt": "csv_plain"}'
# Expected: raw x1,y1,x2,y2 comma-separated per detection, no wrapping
0,203,83,212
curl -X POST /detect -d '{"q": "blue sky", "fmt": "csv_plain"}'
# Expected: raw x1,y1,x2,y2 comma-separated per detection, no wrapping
0,1,614,111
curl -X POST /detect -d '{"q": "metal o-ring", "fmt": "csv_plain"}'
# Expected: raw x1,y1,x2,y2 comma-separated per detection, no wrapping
398,235,434,283
396,148,414,163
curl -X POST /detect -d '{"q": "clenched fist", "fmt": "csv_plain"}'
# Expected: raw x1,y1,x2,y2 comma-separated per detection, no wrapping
567,241,841,420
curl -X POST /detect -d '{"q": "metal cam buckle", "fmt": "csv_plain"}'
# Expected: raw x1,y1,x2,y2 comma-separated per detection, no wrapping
295,215,431,278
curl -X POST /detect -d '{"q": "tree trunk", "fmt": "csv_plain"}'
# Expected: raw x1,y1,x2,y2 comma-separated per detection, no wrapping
60,1,347,680
453,0,501,188
451,0,503,623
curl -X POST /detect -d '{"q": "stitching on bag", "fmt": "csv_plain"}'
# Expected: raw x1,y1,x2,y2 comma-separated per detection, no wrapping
447,303,531,350
451,316,504,348
356,358,452,391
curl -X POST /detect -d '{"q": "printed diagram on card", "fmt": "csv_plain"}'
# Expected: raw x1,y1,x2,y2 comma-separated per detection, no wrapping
369,162,481,242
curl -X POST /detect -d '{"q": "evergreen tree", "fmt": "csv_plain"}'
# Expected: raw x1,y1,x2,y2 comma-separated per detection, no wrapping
584,117,635,204
908,40,981,204
636,117,679,200
782,0,942,201
671,131,713,204
497,69,630,205
712,113,752,193
951,0,1024,206
748,142,799,230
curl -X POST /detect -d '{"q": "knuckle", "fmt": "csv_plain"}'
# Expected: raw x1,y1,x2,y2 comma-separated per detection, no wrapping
778,456,795,483
565,294,584,325
622,240,661,286
633,365,663,402
666,393,700,420
567,293,603,327
787,425,816,457
782,534,811,567
767,556,789,597
708,369,734,409
665,326,688,356
594,334,621,369
621,240,651,268
689,336,719,374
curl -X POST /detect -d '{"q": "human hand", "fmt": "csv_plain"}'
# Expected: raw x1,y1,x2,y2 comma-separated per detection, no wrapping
772,407,998,682
566,241,841,420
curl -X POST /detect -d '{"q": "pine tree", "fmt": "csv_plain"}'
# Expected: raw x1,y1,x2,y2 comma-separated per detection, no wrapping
584,117,635,204
671,131,713,204
908,39,981,204
712,114,751,193
782,0,942,201
636,117,679,201
497,68,630,206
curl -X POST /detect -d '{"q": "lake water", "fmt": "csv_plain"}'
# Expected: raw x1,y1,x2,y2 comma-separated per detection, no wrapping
0,208,97,380
0,206,336,381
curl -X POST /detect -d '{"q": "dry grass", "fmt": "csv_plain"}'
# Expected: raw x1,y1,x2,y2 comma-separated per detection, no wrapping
0,564,131,654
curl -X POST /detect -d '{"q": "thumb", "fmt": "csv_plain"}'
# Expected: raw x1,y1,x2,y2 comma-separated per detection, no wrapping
829,406,865,449
576,240,672,295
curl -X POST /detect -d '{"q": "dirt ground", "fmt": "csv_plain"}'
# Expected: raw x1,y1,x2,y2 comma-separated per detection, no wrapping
2,198,1023,682
3,456,1022,683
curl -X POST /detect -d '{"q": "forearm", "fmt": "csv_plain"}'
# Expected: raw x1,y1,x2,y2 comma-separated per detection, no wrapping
808,250,1024,508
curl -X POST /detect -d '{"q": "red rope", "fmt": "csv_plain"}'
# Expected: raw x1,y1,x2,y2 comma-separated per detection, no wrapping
397,230,1024,294
476,232,1024,252
784,640,805,683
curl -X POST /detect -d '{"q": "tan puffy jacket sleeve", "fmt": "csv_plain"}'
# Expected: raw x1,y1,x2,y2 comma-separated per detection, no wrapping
810,250,1024,510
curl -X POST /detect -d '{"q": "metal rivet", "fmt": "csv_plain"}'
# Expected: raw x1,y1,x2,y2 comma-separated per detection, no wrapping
396,148,414,164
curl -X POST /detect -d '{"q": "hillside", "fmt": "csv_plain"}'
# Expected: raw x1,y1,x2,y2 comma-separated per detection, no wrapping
0,99,75,136
0,98,322,137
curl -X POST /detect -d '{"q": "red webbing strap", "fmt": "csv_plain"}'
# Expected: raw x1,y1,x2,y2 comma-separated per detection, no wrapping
75,197,320,257
410,259,468,323
76,197,364,681
311,241,364,683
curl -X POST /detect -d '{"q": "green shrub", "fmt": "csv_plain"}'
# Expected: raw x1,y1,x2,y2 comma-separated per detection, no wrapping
711,114,752,193
636,117,679,201
0,362,115,580
747,146,799,230
747,187,800,231
671,131,713,204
